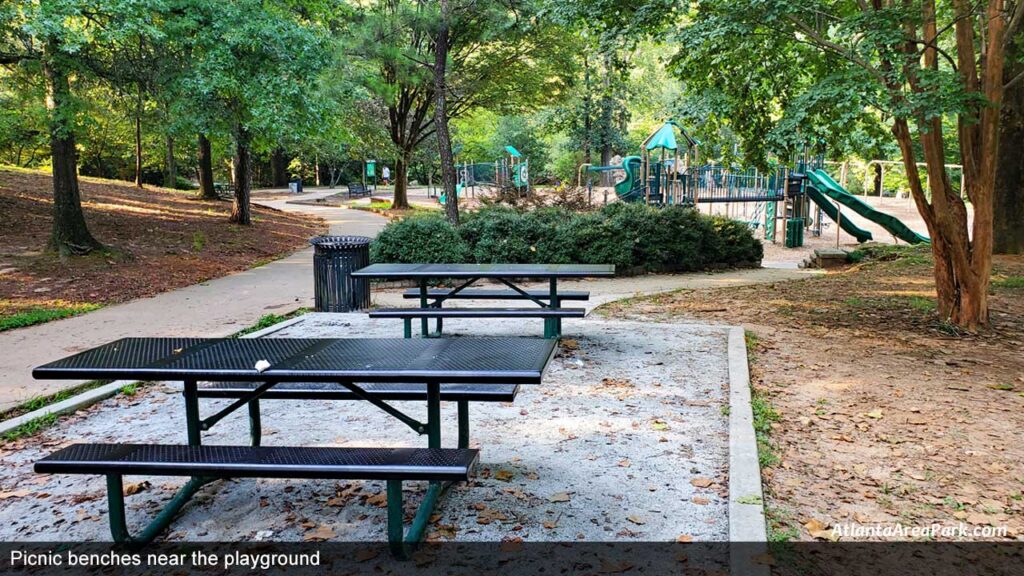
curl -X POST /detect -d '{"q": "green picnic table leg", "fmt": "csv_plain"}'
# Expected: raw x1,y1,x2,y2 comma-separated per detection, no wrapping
106,380,213,546
419,279,429,337
387,381,445,559
544,278,561,338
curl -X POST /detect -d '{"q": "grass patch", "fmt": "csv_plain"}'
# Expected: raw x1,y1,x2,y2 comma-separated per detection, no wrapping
905,295,936,313
231,307,310,338
3,413,58,441
0,302,102,332
992,275,1024,289
751,388,782,468
0,379,112,422
192,231,206,252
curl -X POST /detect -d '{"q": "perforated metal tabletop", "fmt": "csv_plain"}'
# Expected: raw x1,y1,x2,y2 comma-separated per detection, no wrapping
33,337,557,384
351,263,615,279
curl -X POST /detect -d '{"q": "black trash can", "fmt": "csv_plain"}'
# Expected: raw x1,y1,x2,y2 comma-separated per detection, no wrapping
311,236,371,312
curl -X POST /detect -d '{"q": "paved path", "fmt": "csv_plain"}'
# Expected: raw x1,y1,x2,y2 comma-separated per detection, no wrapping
0,189,388,410
0,187,815,412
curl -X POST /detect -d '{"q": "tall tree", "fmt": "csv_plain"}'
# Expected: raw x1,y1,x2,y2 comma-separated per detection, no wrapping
995,24,1024,254
667,0,1011,330
344,0,572,211
434,0,459,224
172,0,332,224
0,0,163,254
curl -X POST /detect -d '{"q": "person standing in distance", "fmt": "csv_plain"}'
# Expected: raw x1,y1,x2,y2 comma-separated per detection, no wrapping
381,165,391,187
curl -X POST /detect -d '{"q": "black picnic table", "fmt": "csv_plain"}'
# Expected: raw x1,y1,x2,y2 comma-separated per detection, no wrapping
352,263,615,338
32,336,556,555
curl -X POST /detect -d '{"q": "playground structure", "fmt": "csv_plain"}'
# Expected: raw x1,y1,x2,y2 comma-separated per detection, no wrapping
443,145,530,204
577,120,932,248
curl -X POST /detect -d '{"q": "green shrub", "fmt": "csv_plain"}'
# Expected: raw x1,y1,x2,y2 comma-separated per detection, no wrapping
369,203,763,273
370,214,471,263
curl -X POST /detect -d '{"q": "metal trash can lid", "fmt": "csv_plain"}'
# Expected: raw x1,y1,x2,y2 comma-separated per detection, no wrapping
310,235,372,250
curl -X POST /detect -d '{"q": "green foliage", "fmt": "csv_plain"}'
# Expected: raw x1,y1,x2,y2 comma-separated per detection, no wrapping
231,308,310,338
370,214,472,264
992,276,1024,289
0,302,102,332
372,204,763,271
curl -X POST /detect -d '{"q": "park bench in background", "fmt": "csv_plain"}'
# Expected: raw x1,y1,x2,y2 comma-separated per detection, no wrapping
214,182,235,201
347,182,371,198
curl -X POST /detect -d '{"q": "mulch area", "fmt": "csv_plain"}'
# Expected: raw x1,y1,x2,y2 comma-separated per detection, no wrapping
599,246,1024,541
0,168,326,320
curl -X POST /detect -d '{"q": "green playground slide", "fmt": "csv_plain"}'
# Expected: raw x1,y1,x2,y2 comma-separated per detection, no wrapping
807,169,930,245
804,182,874,243
614,156,643,202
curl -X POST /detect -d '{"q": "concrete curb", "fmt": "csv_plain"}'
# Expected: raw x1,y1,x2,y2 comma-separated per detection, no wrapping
727,326,769,575
0,313,309,435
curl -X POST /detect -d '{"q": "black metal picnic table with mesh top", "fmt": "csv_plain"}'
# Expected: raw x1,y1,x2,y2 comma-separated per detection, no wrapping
352,263,615,338
31,336,556,556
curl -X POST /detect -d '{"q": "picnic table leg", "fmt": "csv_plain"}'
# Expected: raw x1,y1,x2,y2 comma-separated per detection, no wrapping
457,400,470,449
419,279,429,337
544,278,561,338
184,380,202,446
386,381,445,559
104,379,212,546
248,398,262,447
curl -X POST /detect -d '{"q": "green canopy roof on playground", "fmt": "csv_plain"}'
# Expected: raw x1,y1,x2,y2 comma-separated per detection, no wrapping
645,123,679,151
644,120,699,152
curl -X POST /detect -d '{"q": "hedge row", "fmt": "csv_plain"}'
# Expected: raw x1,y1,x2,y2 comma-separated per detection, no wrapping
369,203,763,273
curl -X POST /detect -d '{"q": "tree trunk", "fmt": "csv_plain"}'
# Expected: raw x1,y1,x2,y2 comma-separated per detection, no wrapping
994,56,1024,254
197,133,217,200
230,124,252,225
134,88,143,188
164,134,176,189
873,163,882,196
392,154,411,209
43,45,101,256
434,0,458,225
271,147,289,187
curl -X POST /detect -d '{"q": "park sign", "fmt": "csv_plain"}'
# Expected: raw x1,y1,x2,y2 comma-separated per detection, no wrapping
365,160,376,178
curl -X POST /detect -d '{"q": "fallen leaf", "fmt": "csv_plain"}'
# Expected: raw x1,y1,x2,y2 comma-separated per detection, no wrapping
676,535,693,543
548,492,571,503
617,459,631,468
651,419,670,431
626,515,645,525
0,490,30,500
543,520,558,529
365,492,388,507
690,477,713,488
124,481,151,496
499,537,523,552
303,525,335,541
864,410,883,419
692,497,710,505
494,470,514,482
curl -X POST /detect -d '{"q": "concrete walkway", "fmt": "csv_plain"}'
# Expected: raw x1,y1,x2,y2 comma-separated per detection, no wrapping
0,187,815,412
0,189,388,410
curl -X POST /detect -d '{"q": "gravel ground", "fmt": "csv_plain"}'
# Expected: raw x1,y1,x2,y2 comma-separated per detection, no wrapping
0,313,730,544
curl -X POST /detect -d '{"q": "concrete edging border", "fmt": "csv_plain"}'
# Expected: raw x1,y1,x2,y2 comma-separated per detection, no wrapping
0,314,308,436
727,325,769,574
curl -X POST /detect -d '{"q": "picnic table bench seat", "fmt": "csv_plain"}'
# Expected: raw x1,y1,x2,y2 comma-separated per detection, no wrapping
402,289,590,301
36,443,477,482
370,307,585,338
36,443,477,552
197,381,519,402
370,307,586,319
197,381,519,447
